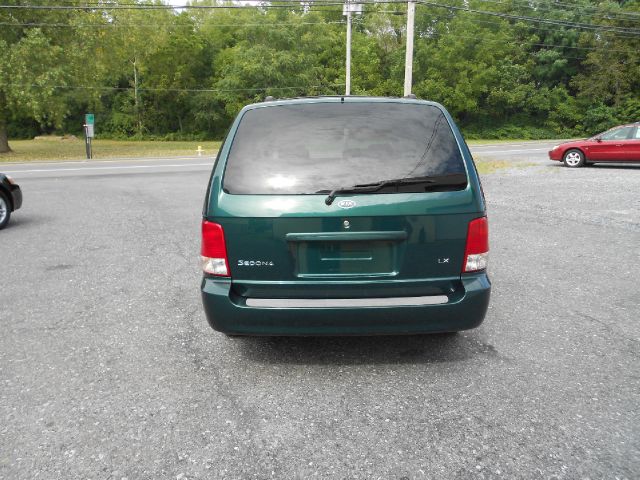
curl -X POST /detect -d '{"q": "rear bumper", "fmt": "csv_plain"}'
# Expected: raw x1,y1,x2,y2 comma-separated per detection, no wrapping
201,273,491,336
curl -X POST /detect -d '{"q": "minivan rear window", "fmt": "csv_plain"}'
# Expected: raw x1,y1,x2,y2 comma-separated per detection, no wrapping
223,102,466,195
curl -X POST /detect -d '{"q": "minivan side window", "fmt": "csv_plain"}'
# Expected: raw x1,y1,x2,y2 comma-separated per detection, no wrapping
222,103,466,195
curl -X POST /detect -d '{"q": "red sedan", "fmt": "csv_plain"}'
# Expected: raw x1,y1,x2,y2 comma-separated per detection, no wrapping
549,122,640,167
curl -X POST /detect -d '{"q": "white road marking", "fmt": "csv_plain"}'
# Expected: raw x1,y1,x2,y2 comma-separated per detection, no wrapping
2,163,212,174
470,143,556,148
0,155,214,167
472,147,550,154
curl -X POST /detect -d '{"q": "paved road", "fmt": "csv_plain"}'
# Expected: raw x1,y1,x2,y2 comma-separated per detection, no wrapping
470,140,561,164
1,143,639,478
0,156,215,178
0,140,565,178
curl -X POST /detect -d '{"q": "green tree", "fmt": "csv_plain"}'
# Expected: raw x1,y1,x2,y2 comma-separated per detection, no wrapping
208,8,344,120
0,1,106,152
1,0,639,144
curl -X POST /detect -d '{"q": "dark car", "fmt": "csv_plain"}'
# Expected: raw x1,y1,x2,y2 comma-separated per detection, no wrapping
549,122,640,167
0,173,22,229
200,96,490,336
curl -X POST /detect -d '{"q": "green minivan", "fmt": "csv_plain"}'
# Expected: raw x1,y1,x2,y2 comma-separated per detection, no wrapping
201,96,490,335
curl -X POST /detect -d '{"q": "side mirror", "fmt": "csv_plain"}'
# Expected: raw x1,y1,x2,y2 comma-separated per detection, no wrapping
595,137,602,143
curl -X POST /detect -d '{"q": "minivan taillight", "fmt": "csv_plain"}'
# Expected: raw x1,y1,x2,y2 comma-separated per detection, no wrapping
201,220,230,276
463,216,489,273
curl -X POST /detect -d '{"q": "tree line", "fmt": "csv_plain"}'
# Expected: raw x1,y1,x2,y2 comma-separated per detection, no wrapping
1,0,639,152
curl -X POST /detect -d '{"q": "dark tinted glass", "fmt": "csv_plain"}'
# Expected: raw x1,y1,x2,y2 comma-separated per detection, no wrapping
223,102,466,195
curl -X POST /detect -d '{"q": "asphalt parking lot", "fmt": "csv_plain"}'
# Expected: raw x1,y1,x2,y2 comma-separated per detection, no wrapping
1,143,638,479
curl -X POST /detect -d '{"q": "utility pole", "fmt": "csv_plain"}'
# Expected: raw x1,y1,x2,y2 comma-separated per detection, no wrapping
404,0,416,97
345,1,352,96
343,1,362,96
133,56,141,135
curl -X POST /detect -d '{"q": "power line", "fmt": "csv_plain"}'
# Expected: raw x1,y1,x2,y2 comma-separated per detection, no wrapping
6,83,347,93
423,14,639,42
4,0,638,38
413,2,640,41
0,20,347,28
1,17,631,54
445,14,640,41
3,1,639,40
4,0,640,22
0,2,352,10
424,29,629,55
6,0,640,23
417,0,640,36
474,0,640,23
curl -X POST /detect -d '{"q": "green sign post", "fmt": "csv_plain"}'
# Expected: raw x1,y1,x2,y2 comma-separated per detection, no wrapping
84,113,95,159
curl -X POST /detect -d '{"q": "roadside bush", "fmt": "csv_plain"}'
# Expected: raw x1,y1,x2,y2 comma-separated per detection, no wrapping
462,123,558,140
7,117,41,139
616,97,640,124
578,103,618,136
545,91,582,136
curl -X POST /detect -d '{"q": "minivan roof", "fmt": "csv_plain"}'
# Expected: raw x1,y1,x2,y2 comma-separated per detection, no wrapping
243,96,445,111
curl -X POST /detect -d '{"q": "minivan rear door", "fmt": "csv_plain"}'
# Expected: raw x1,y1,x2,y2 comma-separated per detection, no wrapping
211,100,484,300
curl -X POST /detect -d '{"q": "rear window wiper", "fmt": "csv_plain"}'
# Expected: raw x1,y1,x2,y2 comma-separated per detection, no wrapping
318,173,467,205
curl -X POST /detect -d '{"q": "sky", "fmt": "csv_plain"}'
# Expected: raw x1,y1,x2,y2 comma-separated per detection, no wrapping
163,0,266,10
164,0,190,7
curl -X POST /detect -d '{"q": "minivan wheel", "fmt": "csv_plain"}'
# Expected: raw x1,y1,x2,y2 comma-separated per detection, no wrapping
563,149,585,168
0,191,10,230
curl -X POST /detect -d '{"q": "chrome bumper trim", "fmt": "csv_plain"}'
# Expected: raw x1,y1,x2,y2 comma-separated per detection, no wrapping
245,295,449,308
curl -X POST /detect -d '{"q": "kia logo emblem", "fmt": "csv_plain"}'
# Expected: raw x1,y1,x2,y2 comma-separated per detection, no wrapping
337,200,356,209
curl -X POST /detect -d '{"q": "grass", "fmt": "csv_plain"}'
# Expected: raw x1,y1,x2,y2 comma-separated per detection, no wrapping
0,138,222,163
474,158,538,174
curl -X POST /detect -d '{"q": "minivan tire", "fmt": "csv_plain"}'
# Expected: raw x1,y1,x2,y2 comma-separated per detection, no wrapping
563,149,585,168
0,190,10,230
